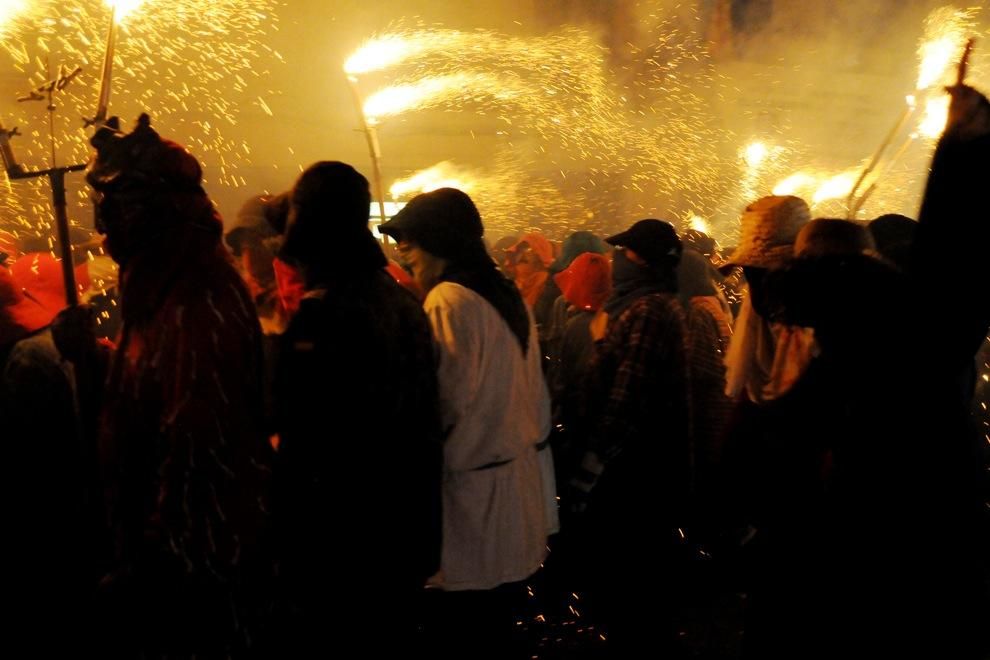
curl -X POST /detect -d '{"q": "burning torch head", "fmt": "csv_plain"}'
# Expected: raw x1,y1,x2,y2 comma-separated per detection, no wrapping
86,113,218,268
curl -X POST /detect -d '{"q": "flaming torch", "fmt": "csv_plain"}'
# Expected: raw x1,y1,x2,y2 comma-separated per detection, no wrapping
86,1,146,129
389,161,476,199
343,41,396,233
847,6,976,218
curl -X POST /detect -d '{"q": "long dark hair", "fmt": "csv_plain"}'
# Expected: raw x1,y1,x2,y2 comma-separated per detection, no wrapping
441,241,531,355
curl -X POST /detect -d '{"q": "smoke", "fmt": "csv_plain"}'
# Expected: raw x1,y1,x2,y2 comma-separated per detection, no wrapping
1,0,987,246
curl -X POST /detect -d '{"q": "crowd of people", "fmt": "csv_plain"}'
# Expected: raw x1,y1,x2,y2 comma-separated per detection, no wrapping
0,80,988,659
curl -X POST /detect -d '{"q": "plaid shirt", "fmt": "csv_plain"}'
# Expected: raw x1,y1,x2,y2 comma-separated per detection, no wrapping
573,292,691,496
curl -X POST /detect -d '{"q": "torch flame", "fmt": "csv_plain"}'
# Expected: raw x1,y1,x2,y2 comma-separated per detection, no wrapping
918,95,949,139
0,0,28,34
106,0,145,23
742,141,768,170
345,35,422,76
390,161,476,198
915,7,975,90
773,172,816,197
363,73,508,122
812,170,859,206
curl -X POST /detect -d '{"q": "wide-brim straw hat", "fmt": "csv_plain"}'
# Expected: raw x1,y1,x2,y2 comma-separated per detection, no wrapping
721,195,810,272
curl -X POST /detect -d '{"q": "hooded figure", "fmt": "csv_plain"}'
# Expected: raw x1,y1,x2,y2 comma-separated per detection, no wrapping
380,188,554,659
271,161,442,654
546,252,612,478
83,114,271,657
505,231,557,338
542,230,610,349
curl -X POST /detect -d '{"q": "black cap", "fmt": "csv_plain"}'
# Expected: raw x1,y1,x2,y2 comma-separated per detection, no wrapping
605,219,682,267
379,188,484,260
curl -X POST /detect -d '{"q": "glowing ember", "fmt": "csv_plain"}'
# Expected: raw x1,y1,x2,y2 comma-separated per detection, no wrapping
390,161,476,198
915,7,976,90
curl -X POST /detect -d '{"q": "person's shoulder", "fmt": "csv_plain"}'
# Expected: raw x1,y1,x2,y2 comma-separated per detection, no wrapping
629,292,682,317
424,281,477,310
5,329,59,368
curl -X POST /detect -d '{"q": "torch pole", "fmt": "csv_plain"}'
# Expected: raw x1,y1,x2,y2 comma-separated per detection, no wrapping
85,5,117,129
347,75,390,239
846,103,916,219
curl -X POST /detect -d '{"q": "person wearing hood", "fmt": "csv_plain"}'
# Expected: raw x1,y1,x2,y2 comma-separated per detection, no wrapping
272,161,442,655
546,251,612,478
59,114,272,657
542,230,610,356
380,188,555,660
504,231,556,327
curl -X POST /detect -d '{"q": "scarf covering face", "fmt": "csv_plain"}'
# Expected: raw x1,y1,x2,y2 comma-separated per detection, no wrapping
723,292,816,403
602,248,676,319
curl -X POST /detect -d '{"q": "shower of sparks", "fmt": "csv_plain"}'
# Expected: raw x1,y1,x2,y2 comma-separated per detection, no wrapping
0,0,280,239
359,14,724,239
731,139,791,225
763,6,986,224
906,7,978,144
389,160,477,198
363,73,518,122
915,6,977,91
345,32,451,76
